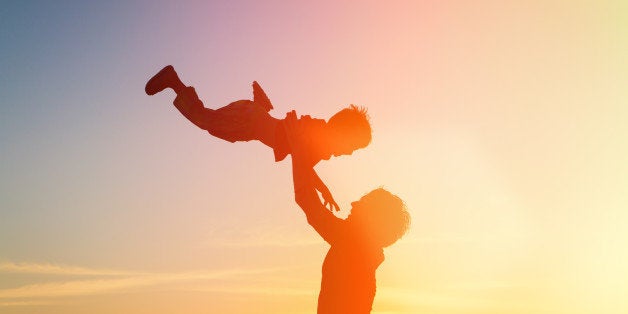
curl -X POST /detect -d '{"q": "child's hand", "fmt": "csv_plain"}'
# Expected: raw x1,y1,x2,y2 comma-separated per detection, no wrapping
283,110,300,149
283,110,312,160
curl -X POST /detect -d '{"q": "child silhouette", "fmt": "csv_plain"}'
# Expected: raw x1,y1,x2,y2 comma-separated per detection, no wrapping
146,65,371,210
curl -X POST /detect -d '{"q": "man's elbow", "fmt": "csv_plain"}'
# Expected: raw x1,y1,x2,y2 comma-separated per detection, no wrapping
294,193,306,208
295,191,315,210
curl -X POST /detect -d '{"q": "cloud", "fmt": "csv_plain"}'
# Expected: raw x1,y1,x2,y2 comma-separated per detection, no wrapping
198,225,323,248
0,261,139,276
446,280,518,291
0,277,154,299
202,237,321,248
0,262,289,300
174,285,314,297
377,287,493,310
0,301,49,307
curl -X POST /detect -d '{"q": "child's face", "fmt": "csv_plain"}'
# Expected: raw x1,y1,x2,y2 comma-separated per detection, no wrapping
329,135,358,157
313,136,354,161
332,143,355,157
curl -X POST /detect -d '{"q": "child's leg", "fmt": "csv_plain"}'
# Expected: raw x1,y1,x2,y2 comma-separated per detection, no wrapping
146,66,222,131
183,93,278,147
171,86,216,131
146,66,278,148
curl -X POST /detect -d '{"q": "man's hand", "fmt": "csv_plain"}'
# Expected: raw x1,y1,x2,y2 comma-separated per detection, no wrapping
322,190,340,212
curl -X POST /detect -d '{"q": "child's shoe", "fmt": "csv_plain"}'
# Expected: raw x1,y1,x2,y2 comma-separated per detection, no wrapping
145,65,176,95
252,81,273,112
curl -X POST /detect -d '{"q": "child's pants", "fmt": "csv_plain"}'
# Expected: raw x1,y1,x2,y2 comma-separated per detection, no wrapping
174,87,270,143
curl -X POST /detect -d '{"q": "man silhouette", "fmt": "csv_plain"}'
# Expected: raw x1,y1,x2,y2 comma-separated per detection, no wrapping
284,111,410,313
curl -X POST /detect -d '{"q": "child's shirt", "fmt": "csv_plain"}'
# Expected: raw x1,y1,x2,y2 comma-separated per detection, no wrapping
273,115,327,163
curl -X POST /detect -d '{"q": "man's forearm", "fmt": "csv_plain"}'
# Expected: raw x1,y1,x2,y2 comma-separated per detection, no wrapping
292,155,340,244
311,170,331,196
292,158,320,213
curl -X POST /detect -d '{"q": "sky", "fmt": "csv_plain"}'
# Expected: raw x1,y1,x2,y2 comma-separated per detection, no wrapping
1,1,627,313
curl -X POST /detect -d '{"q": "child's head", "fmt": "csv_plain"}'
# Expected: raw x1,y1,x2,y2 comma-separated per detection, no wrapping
347,188,410,248
327,105,371,156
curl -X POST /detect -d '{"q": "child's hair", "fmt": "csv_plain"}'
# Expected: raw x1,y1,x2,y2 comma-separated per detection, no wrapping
357,188,410,248
328,105,372,149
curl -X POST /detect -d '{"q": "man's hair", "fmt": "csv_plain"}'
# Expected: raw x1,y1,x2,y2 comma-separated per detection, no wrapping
357,188,410,248
327,105,372,149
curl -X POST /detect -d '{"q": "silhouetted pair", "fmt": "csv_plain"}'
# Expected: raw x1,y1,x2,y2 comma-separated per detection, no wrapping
146,66,410,313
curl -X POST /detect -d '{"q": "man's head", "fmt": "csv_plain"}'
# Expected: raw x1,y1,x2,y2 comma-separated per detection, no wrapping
327,105,371,157
347,188,410,248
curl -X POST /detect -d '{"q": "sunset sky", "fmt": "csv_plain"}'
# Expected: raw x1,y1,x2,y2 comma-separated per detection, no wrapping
1,1,627,313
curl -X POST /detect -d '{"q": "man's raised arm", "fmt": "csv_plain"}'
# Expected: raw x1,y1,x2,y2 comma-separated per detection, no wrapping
291,150,341,244
286,111,342,244
292,155,322,216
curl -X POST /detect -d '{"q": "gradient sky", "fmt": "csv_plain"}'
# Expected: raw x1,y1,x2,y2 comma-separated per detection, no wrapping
1,1,627,313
